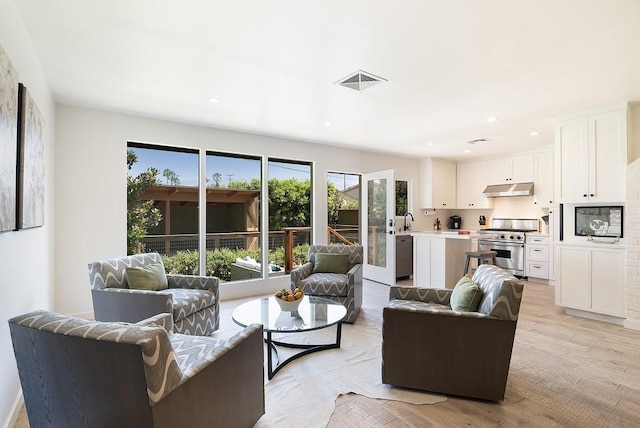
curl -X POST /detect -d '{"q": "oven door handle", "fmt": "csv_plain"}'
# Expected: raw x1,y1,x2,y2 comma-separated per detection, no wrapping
479,241,524,248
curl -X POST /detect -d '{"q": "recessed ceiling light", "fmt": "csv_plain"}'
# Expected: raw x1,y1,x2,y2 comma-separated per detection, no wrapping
486,117,498,123
530,131,539,136
208,98,219,104
464,149,471,153
324,121,332,126
426,142,434,146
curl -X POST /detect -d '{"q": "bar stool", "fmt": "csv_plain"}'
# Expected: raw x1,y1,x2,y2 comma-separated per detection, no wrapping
463,251,497,276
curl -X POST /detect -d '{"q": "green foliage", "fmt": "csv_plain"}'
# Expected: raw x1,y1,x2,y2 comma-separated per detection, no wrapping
267,178,310,230
211,172,223,187
229,177,310,230
327,181,340,225
162,168,181,185
162,250,200,275
268,243,309,267
162,245,309,281
395,180,408,216
127,150,162,255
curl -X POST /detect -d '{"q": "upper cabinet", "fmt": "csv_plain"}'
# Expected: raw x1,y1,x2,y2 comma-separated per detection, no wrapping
488,154,534,184
456,160,493,209
533,151,554,207
419,158,456,208
554,106,627,203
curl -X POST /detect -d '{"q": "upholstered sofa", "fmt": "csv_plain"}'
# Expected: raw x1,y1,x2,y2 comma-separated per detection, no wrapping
88,253,219,335
382,264,525,401
290,244,363,323
9,310,265,428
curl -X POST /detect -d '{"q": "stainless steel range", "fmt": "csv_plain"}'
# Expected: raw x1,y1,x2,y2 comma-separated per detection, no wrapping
477,218,539,277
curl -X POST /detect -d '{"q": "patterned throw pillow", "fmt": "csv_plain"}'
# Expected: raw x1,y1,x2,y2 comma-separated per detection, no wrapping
312,253,349,274
450,275,483,312
125,262,168,291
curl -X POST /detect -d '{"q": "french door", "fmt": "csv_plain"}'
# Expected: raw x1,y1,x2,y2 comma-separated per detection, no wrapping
361,169,396,285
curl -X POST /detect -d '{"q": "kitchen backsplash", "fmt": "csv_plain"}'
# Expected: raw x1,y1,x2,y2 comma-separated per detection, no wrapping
410,195,547,232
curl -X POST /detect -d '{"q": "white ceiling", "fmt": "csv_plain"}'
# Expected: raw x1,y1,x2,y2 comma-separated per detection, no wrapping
15,0,640,161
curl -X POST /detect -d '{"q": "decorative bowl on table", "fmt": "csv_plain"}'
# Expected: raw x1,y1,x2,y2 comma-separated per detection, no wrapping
274,288,304,312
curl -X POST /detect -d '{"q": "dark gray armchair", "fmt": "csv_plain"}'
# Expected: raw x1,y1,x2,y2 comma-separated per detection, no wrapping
382,264,524,401
290,244,363,323
88,252,219,335
9,310,265,428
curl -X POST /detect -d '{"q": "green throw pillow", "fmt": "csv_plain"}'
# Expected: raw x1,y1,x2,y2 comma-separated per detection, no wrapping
450,276,483,312
125,262,168,291
313,253,349,274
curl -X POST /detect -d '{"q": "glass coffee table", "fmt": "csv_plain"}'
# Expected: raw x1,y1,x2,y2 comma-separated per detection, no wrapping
232,296,347,379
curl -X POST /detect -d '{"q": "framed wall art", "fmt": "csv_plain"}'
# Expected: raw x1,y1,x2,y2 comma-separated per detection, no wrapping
17,83,46,229
0,43,19,232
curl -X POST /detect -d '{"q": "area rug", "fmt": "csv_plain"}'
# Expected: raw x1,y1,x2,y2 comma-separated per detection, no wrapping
217,305,447,428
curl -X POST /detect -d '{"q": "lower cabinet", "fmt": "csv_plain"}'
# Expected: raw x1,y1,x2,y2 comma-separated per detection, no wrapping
525,234,551,280
413,234,470,288
556,245,625,317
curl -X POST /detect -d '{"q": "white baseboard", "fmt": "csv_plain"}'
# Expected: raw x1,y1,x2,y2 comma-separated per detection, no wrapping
565,308,625,326
624,318,640,331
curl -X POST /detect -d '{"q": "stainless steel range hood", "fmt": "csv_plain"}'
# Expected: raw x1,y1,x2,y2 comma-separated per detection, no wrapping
482,182,534,197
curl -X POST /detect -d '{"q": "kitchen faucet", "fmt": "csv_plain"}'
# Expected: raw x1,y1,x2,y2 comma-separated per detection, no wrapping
403,212,414,231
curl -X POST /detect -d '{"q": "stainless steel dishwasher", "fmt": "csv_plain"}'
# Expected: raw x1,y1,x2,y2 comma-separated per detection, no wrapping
396,235,413,279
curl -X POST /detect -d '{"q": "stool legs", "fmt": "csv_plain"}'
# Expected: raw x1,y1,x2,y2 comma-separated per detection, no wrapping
464,251,498,276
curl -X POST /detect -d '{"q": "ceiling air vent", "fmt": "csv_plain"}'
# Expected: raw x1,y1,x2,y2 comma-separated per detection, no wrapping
335,70,387,92
465,138,492,145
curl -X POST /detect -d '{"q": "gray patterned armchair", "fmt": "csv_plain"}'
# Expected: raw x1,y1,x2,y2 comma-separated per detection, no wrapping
88,253,219,336
382,264,524,401
9,310,264,428
290,244,363,323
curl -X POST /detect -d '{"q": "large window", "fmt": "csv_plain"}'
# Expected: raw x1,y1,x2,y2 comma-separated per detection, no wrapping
206,152,263,282
327,171,360,245
127,143,200,272
268,159,312,275
126,144,314,283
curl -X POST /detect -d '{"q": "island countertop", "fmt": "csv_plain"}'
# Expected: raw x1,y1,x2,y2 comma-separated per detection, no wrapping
410,230,483,239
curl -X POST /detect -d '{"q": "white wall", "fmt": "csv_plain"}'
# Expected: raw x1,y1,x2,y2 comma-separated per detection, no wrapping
626,151,640,329
0,0,56,426
55,105,422,313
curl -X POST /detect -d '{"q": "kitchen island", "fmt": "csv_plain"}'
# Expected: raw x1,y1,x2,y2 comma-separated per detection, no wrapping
411,230,481,288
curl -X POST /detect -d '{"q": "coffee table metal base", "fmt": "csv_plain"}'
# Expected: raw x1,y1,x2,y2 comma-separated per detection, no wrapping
266,322,342,380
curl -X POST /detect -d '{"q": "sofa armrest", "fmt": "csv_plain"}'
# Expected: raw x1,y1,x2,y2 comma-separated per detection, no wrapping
167,274,219,293
290,262,313,288
389,285,452,305
347,263,362,278
153,324,265,427
91,289,172,323
135,313,174,333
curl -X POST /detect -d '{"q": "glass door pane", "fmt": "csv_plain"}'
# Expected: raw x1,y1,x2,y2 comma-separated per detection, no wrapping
361,169,396,285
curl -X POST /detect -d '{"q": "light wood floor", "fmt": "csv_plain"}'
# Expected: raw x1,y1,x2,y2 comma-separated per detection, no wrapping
328,279,640,427
13,278,640,427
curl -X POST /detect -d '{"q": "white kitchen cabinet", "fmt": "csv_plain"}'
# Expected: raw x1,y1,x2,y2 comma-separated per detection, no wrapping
489,154,534,184
412,233,471,288
554,106,627,203
556,244,625,318
419,158,456,208
525,234,550,281
456,160,493,209
533,151,554,207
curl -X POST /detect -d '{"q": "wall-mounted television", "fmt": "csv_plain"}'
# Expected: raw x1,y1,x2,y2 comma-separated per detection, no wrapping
574,206,623,238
